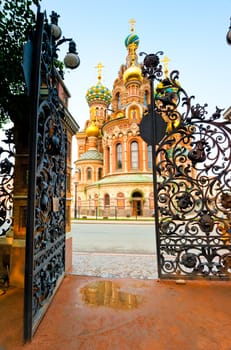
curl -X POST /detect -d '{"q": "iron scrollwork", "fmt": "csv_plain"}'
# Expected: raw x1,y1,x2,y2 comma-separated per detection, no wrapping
139,56,231,279
31,77,67,321
0,128,15,236
156,70,231,279
24,8,79,331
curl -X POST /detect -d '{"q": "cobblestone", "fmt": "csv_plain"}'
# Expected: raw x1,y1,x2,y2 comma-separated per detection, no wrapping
71,252,158,279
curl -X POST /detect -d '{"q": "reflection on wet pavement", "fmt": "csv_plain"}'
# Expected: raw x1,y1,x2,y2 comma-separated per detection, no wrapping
80,280,143,310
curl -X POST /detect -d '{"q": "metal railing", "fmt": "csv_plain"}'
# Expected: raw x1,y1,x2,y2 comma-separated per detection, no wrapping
72,206,154,220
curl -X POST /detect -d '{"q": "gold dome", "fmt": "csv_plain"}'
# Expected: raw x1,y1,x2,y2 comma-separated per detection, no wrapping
123,64,143,84
86,122,99,137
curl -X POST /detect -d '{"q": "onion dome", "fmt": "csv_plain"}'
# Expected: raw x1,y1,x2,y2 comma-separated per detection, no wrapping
124,32,139,48
86,83,112,105
123,63,142,83
86,121,99,137
86,62,112,106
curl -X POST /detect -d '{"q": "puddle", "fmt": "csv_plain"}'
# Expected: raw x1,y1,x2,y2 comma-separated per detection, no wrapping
80,280,143,310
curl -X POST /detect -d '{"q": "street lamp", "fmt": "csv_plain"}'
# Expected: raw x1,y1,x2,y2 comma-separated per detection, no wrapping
226,17,231,44
50,11,80,69
23,9,80,95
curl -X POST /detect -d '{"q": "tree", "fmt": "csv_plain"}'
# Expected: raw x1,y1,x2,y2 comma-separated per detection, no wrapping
0,0,41,127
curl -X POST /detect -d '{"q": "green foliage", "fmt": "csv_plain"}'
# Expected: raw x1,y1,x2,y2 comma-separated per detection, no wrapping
0,0,41,127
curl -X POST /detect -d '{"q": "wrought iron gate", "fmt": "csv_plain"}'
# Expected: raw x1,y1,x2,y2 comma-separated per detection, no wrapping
24,10,67,341
154,71,231,280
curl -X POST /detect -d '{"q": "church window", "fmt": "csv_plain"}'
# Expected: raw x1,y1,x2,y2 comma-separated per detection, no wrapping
116,143,122,169
87,167,92,180
98,168,102,180
116,92,121,109
131,141,139,169
104,193,110,207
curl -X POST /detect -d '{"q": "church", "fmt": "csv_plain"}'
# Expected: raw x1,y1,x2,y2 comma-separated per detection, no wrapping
73,20,164,218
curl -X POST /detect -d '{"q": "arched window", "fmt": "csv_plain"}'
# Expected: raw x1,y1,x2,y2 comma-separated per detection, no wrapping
148,145,152,169
116,143,122,169
98,168,102,180
87,167,92,180
131,141,138,169
116,92,121,109
104,193,110,207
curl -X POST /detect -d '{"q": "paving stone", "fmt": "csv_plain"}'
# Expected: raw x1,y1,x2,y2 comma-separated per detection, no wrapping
71,252,158,279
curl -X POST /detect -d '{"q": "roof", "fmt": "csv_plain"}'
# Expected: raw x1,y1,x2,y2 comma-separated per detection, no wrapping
79,150,103,161
94,173,153,185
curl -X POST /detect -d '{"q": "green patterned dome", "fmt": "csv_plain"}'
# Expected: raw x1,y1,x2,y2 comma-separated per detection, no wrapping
124,32,139,48
79,150,103,161
86,82,112,105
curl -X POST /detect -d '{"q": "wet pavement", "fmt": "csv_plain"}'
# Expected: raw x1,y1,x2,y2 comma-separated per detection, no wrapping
1,262,231,350
1,222,231,349
9,275,231,350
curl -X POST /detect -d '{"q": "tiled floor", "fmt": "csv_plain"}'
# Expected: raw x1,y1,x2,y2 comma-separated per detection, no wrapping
1,274,231,350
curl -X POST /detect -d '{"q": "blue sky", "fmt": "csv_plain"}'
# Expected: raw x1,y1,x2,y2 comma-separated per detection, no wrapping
40,0,231,130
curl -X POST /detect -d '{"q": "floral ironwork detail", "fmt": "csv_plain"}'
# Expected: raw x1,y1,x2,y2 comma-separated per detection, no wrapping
0,128,15,236
154,69,231,280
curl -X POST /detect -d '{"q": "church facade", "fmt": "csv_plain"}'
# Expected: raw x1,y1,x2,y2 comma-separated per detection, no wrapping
73,21,156,218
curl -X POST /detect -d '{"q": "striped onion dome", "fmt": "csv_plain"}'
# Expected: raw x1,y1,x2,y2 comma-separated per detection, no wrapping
86,62,112,106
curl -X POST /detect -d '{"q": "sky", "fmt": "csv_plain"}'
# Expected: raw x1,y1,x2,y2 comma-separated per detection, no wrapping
1,1,231,142
39,0,231,131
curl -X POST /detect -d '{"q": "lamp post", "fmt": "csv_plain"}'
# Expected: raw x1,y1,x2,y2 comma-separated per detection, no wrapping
139,51,165,277
74,182,78,219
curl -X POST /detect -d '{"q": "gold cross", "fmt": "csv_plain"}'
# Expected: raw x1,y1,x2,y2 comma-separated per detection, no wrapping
161,56,170,77
95,62,104,82
129,18,136,32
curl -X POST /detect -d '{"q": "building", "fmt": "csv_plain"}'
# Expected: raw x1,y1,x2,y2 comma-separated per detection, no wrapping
73,20,157,218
